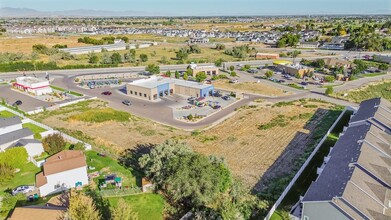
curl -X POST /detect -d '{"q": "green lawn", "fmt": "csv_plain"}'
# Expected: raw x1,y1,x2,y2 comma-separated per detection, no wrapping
0,110,16,118
50,85,83,97
22,123,47,134
360,72,386,77
108,193,165,220
0,161,40,192
85,151,137,187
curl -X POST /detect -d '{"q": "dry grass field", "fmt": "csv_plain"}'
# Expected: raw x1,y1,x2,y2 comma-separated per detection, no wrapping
31,98,339,190
214,80,292,96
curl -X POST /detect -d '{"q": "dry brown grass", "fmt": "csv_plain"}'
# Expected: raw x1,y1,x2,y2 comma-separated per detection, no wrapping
32,99,336,190
213,80,291,96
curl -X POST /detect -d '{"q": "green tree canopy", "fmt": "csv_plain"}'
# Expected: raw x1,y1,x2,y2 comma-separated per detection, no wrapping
145,64,160,74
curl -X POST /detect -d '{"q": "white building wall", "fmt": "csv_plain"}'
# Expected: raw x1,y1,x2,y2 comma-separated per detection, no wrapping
24,143,44,157
0,124,22,135
39,166,88,196
34,87,53,96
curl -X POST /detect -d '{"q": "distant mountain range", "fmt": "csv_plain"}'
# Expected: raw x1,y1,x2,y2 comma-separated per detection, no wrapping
0,7,390,17
0,7,155,17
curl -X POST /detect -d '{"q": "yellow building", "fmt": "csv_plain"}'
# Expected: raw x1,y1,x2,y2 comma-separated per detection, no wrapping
276,63,314,78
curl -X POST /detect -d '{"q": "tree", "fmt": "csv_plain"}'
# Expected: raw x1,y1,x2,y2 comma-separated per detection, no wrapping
265,70,273,78
145,64,160,74
42,133,66,155
32,44,48,54
195,71,207,82
214,58,224,67
129,49,136,62
325,87,334,95
0,163,14,181
101,53,112,64
230,71,237,77
175,71,180,79
67,191,101,220
379,63,389,71
165,70,172,77
111,52,122,64
288,50,301,63
324,75,336,83
139,140,192,188
183,72,188,80
139,54,148,62
215,43,226,50
110,198,138,220
88,52,99,64
176,48,189,60
229,65,235,71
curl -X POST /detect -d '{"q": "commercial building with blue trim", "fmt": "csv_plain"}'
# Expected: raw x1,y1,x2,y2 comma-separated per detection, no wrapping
126,76,214,101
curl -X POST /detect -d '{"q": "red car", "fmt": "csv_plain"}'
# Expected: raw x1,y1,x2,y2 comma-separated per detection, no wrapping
101,91,112,95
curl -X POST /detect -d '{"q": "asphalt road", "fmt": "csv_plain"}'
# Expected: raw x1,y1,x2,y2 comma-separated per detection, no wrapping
0,85,51,111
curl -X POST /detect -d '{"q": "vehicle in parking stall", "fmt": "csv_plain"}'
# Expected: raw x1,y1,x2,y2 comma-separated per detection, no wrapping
12,185,35,196
229,79,238,84
12,100,22,106
140,71,152,76
247,69,258,74
222,95,231,101
300,82,308,86
211,91,222,97
122,100,131,106
101,91,112,95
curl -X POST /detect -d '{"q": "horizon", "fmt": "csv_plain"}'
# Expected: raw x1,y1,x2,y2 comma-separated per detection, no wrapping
1,0,391,16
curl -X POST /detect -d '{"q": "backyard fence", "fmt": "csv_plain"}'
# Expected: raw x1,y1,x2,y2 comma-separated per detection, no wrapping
264,108,348,220
22,118,53,131
0,105,25,118
99,187,142,198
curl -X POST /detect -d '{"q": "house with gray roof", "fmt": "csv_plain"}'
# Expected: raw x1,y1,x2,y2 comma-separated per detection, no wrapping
291,97,391,220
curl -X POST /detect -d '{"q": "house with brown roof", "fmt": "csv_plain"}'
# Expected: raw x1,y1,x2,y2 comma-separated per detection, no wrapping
36,150,88,196
291,98,391,220
8,206,66,220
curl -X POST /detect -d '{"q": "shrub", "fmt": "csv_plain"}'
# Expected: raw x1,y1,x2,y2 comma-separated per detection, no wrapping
230,71,237,77
69,142,86,151
325,87,334,95
324,75,335,83
42,133,66,155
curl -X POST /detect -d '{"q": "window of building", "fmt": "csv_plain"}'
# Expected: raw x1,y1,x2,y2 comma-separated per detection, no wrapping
144,93,147,97
135,92,137,95
139,93,142,96
130,91,133,94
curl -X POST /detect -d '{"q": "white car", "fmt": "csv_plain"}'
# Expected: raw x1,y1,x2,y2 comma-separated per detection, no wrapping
12,185,35,196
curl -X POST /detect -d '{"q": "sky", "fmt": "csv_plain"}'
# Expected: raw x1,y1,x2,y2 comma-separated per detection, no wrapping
1,0,390,15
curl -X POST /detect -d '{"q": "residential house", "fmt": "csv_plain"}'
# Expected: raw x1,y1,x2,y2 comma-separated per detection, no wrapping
291,98,391,220
36,150,89,196
13,139,44,158
0,117,34,151
8,207,66,220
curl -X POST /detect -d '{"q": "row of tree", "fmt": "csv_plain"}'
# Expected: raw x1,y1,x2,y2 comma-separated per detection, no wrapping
175,45,202,60
77,36,129,45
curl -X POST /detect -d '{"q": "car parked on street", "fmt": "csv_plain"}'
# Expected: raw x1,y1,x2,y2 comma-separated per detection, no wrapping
12,100,22,106
12,185,35,196
122,100,131,106
101,91,112,95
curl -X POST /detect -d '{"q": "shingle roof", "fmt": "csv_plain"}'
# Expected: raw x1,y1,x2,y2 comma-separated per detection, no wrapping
43,150,87,176
0,116,21,128
302,98,391,219
0,128,33,145
8,206,66,220
14,138,42,146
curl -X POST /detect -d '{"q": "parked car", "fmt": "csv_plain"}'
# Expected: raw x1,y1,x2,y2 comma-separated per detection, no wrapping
247,69,258,74
122,100,131,106
12,100,22,106
222,96,231,101
101,91,112,95
229,79,238,84
278,80,286,83
12,185,34,196
300,82,308,86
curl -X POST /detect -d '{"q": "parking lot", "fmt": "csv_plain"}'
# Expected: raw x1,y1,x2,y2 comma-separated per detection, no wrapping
167,91,237,121
0,85,51,111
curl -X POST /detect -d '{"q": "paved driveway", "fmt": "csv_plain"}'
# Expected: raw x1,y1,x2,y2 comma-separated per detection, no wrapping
0,85,51,111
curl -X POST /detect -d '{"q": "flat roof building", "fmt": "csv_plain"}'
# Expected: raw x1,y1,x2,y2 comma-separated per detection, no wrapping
13,77,52,96
188,64,219,77
126,76,214,101
276,63,314,78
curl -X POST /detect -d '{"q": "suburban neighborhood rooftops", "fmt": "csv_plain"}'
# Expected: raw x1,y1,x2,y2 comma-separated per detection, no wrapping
0,128,33,145
8,206,66,220
43,150,87,176
0,116,21,128
349,98,381,123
